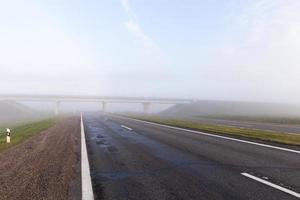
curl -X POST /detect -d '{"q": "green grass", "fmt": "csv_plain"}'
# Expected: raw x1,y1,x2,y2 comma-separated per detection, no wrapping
130,116,300,146
0,118,56,152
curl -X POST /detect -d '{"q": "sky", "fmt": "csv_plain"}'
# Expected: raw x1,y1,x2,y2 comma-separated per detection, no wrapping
0,0,300,103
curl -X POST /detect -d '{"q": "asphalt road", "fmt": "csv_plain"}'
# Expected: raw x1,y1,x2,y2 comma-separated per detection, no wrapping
83,113,300,200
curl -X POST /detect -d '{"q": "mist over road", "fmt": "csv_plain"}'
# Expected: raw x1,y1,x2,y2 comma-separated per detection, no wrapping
83,113,300,200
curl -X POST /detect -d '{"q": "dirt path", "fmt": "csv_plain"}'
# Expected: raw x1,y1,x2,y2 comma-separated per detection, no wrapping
0,116,81,200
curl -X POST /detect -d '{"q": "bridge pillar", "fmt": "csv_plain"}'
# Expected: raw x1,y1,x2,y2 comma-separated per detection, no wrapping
54,101,60,115
102,101,107,112
142,102,151,114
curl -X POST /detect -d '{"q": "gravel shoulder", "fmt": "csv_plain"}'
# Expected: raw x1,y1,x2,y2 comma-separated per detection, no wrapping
0,116,81,200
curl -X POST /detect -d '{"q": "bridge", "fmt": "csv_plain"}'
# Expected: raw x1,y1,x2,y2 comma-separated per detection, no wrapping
0,94,194,115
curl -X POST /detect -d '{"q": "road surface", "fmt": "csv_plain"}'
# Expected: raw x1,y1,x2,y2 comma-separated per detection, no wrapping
83,113,300,200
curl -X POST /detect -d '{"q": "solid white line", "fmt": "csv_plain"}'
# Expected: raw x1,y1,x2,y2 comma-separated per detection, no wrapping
121,125,132,131
241,173,300,198
81,113,94,200
114,116,300,154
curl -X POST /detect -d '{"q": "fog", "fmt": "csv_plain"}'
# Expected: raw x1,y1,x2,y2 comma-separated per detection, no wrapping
1,0,300,111
161,100,300,119
23,102,171,114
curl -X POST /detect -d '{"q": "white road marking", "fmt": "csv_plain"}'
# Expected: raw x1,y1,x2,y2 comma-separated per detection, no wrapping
114,115,300,154
241,173,300,198
81,114,94,200
121,125,133,131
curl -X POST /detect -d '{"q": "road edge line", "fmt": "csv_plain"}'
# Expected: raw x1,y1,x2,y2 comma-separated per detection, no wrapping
81,113,94,200
241,173,300,198
121,125,132,131
114,115,300,154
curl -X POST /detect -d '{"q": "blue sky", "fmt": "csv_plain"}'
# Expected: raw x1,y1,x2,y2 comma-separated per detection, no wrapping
0,0,300,103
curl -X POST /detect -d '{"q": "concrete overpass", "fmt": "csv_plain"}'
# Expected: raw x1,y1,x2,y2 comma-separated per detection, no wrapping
0,94,194,115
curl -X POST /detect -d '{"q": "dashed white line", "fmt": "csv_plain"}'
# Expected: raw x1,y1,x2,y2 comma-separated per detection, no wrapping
81,113,94,200
241,173,300,198
114,116,300,154
121,125,133,131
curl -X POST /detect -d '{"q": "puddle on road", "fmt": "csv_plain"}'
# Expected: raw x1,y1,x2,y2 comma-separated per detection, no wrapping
107,145,119,153
96,140,106,145
94,171,145,182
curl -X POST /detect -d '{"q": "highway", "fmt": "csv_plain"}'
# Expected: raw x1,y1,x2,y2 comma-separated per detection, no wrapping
83,113,300,200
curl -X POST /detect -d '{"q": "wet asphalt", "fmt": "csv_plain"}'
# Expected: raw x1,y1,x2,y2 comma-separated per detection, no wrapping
83,113,300,200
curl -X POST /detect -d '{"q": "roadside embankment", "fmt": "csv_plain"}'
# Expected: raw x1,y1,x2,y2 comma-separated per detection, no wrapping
0,116,81,200
0,118,56,152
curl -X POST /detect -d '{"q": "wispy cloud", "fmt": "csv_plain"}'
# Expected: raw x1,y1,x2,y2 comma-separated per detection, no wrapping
120,0,161,54
125,20,160,52
120,0,131,13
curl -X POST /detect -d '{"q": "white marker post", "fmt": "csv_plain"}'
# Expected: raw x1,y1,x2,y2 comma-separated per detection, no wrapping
6,128,11,143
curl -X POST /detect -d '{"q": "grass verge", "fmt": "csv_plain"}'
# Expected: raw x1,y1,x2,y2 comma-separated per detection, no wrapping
0,118,56,152
130,116,300,146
